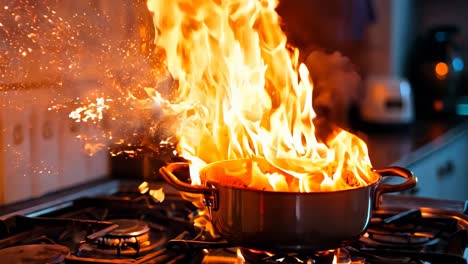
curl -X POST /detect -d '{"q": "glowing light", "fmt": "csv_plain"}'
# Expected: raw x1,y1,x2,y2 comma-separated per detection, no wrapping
433,100,444,112
456,103,468,116
452,57,464,72
435,31,446,42
399,80,411,97
435,62,448,79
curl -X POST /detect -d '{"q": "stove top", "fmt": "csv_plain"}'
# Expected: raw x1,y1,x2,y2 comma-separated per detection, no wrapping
0,180,466,263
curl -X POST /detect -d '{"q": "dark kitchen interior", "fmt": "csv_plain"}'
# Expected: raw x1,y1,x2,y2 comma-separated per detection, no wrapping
0,0,467,263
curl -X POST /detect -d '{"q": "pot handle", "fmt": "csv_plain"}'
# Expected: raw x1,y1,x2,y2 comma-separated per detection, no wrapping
159,163,219,210
373,166,417,209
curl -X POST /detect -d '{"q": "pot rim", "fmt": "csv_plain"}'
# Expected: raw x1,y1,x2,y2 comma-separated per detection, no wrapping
199,158,382,195
205,177,382,195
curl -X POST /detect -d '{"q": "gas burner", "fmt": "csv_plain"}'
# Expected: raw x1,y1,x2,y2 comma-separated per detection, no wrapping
361,229,440,248
0,244,70,264
95,219,151,254
86,219,167,256
341,247,423,264
106,219,151,237
240,248,335,264
358,209,455,250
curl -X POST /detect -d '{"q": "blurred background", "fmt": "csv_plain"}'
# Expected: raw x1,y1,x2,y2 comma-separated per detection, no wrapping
278,0,468,125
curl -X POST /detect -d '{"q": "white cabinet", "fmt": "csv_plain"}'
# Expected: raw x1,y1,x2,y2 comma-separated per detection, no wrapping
58,119,89,189
58,82,110,189
0,91,33,204
1,86,110,205
29,89,61,197
403,131,467,200
83,122,110,183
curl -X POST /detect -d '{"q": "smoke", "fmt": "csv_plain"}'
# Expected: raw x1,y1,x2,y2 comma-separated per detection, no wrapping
305,50,363,130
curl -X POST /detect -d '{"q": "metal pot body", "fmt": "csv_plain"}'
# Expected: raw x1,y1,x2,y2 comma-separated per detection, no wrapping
160,159,416,251
210,181,377,251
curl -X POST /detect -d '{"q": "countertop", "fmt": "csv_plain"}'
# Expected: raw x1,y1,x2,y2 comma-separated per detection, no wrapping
352,118,468,169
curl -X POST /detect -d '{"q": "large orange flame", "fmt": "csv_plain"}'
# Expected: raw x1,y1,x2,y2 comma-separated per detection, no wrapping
145,0,377,192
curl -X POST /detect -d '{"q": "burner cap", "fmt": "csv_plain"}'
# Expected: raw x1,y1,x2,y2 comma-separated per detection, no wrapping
108,219,150,237
95,219,159,255
0,244,70,264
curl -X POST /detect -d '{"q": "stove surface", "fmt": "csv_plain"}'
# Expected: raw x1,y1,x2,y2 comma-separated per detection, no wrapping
0,180,466,264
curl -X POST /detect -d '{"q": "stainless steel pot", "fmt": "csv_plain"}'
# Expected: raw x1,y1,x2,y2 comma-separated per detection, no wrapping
160,158,417,251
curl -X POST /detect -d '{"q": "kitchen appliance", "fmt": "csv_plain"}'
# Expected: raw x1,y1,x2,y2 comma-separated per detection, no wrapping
159,159,416,251
360,76,415,125
0,179,466,264
408,25,465,118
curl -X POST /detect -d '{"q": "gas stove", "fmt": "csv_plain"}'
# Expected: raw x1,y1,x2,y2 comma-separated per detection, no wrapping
0,180,466,264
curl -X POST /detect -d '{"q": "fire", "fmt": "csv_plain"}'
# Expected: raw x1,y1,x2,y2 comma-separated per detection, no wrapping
146,0,378,192
138,181,165,202
69,97,110,123
236,248,246,263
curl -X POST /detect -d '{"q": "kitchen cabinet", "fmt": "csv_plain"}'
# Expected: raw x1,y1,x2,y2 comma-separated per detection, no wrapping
0,91,33,204
58,82,110,189
29,89,61,197
59,119,109,189
59,119,89,189
84,123,110,183
391,128,468,201
1,85,110,206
